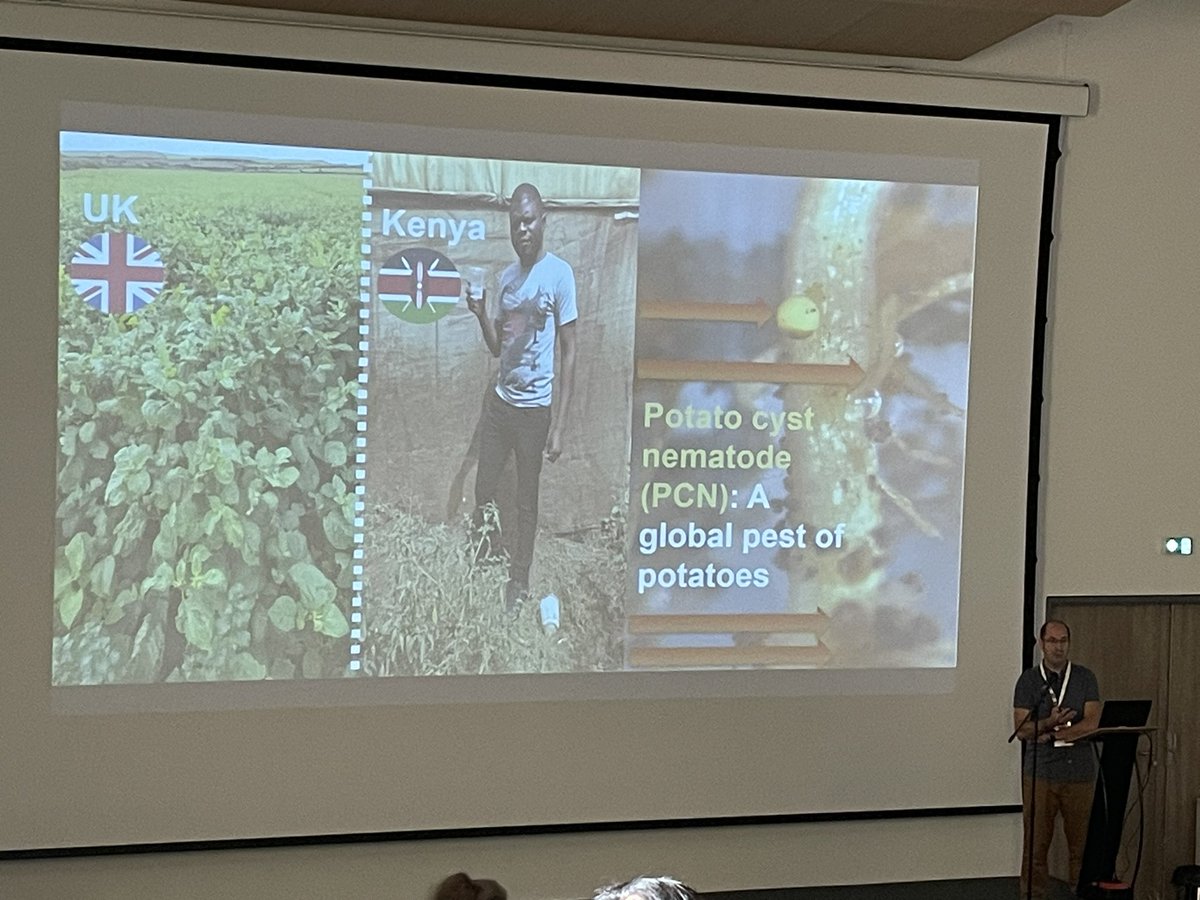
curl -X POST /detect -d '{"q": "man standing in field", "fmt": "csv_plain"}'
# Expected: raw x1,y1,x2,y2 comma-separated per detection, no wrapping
467,183,578,609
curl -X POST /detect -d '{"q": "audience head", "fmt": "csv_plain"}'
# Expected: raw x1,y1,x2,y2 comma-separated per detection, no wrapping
593,875,698,900
433,872,507,900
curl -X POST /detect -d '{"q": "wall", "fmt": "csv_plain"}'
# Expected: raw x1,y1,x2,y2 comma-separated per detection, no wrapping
0,816,1017,899
961,0,1200,600
1,0,1195,896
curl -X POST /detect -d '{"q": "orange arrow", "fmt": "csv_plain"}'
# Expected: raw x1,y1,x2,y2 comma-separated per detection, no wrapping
628,641,832,669
637,358,864,386
639,299,774,327
627,611,830,637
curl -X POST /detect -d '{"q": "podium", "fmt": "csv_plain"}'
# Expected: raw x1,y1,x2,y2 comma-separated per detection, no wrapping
1075,724,1156,899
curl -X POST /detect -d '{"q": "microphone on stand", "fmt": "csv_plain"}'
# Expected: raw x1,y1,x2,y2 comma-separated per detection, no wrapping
1009,681,1056,744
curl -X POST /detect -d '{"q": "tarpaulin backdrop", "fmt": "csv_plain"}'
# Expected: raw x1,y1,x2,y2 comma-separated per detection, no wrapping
366,155,640,535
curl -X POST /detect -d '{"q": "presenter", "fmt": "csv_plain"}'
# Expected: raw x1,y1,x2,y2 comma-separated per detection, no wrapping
1012,619,1101,899
467,183,578,609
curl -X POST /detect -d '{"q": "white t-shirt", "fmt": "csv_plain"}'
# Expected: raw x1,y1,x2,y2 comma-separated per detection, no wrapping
494,251,577,408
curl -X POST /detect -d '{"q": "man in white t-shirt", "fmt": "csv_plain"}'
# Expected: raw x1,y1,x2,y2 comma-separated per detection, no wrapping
467,183,578,609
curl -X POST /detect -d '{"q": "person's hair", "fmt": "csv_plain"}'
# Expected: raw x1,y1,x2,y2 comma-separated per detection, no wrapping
1039,619,1071,640
510,182,545,211
593,875,698,900
432,872,507,900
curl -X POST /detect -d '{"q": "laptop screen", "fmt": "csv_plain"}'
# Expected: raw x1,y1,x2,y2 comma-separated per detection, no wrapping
1097,699,1152,728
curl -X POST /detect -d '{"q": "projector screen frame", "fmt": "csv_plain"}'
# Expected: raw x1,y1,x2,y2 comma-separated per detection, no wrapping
0,32,1058,857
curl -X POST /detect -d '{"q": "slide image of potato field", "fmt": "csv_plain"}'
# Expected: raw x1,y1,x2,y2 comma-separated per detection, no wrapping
54,133,365,684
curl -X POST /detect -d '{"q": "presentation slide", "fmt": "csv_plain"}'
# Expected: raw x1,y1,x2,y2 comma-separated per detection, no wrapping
55,123,976,686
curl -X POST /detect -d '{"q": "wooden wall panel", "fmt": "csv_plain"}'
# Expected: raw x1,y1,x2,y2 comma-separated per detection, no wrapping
1165,603,1200,889
1047,599,1171,900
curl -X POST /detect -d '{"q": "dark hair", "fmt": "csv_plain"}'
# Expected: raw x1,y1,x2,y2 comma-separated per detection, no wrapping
594,875,698,900
433,872,507,900
1039,619,1071,640
510,182,545,211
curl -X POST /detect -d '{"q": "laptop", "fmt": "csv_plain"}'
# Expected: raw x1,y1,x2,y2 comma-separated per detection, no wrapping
1096,698,1152,728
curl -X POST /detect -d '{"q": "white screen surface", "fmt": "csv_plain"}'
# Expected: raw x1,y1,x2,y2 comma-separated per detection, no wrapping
2,42,1050,851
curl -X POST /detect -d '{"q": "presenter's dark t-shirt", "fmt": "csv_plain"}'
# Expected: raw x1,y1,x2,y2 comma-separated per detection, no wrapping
1013,663,1100,782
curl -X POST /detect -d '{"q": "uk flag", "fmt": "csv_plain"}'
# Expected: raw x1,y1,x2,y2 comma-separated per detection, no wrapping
69,231,165,314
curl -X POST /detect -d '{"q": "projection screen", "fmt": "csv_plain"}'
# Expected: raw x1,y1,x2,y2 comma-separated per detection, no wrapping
0,35,1060,853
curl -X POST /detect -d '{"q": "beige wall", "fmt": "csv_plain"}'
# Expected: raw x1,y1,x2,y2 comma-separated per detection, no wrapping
2,0,1195,896
964,0,1200,600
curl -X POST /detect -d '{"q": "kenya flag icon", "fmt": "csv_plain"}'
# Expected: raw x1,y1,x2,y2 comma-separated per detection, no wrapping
377,247,461,324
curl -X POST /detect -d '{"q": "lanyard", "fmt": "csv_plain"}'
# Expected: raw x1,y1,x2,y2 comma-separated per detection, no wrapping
1039,660,1071,710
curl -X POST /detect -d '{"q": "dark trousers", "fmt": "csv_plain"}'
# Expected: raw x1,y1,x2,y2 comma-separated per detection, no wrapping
473,389,551,589
1020,775,1094,899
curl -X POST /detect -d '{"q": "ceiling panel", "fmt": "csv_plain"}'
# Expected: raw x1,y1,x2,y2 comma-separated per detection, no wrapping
178,0,1136,59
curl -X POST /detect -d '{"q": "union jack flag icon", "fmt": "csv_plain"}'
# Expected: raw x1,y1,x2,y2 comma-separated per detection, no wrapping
69,231,165,314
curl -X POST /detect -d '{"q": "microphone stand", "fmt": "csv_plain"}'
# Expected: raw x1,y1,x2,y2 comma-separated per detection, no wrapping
1010,682,1053,900
1008,698,1042,743
1026,712,1039,900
